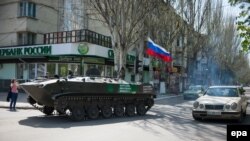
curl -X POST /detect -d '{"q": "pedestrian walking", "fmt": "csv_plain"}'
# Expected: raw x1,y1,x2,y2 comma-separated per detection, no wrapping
9,79,20,111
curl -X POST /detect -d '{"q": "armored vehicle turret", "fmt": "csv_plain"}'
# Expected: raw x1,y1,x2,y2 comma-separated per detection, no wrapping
20,77,155,121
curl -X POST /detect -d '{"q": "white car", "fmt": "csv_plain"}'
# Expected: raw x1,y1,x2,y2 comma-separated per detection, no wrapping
192,86,248,122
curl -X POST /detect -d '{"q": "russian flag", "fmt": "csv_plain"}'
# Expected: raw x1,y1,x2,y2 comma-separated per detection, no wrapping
146,38,172,62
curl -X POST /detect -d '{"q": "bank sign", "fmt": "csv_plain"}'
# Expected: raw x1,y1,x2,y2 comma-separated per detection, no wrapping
0,45,51,57
0,43,136,60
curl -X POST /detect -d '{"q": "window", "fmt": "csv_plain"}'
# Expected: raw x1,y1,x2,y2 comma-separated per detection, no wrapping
206,88,239,97
19,1,36,18
18,32,36,45
176,38,180,47
47,63,56,78
69,64,80,76
28,64,35,79
85,64,103,77
58,64,68,77
16,64,25,79
106,66,114,77
97,65,105,77
37,63,46,78
43,29,112,48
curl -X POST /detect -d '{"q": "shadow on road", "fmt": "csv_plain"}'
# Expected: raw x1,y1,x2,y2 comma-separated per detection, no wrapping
156,95,193,106
137,104,250,141
18,96,186,129
135,107,223,141
18,114,164,129
18,95,250,141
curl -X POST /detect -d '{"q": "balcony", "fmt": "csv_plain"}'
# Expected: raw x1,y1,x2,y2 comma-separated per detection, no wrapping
43,29,112,48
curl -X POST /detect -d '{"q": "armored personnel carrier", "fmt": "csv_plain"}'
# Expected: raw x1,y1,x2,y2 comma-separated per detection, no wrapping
20,77,155,121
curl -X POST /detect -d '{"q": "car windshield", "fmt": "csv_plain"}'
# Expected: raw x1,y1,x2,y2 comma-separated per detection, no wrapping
205,87,239,97
189,86,202,91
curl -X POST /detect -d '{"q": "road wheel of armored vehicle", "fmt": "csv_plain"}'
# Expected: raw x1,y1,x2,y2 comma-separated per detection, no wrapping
136,103,147,116
70,107,86,121
101,105,112,118
43,106,54,115
114,105,124,117
87,105,99,119
146,98,154,110
126,104,135,116
56,109,65,115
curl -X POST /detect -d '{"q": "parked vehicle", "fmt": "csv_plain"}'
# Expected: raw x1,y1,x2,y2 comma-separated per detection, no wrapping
192,86,248,122
183,85,205,100
20,77,156,121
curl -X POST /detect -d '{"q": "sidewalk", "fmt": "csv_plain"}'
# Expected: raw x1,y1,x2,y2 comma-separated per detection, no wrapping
0,92,34,109
0,92,181,109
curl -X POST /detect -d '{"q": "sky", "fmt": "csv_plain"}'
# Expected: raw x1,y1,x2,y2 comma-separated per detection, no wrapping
222,0,241,18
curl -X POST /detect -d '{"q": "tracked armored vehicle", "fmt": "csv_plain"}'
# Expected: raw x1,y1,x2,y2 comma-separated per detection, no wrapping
20,77,155,121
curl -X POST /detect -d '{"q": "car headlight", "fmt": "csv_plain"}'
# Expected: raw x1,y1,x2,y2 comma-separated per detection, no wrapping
231,102,237,110
199,104,204,109
193,101,199,108
225,104,230,109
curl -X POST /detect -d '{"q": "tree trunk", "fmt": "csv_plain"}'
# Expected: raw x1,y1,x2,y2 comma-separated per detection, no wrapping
113,44,127,79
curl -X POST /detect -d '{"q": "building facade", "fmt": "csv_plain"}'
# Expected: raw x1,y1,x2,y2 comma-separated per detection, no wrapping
0,0,136,91
0,0,191,93
0,0,59,89
0,0,58,46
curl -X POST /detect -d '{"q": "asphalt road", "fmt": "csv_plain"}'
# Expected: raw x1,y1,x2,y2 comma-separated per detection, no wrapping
0,95,249,141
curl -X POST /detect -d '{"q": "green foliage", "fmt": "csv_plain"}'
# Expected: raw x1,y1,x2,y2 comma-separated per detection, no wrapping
229,0,250,52
239,87,245,95
229,0,250,4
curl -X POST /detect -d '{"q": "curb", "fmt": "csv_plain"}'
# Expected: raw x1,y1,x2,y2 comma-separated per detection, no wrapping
0,102,34,109
0,106,34,110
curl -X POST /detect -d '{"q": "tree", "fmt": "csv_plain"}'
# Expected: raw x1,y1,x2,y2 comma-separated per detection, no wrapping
177,0,211,54
204,4,250,85
229,0,250,52
88,0,157,77
231,53,250,84
173,0,212,84
144,1,183,81
214,16,241,84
